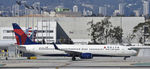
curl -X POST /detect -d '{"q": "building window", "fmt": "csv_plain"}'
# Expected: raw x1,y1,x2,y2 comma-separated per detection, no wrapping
3,30,14,33
37,30,53,33
36,37,53,39
46,40,54,42
3,36,15,39
69,31,74,34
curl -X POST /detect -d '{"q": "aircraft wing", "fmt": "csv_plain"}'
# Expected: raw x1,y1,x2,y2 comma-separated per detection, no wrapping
129,46,150,49
53,43,81,56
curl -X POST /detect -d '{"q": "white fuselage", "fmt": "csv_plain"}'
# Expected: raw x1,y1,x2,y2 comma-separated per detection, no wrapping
20,44,137,57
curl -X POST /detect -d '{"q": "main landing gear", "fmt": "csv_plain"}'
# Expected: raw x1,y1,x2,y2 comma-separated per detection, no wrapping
124,56,130,60
72,56,76,61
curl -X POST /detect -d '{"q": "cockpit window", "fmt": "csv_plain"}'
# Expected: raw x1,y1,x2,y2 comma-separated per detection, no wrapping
128,48,132,50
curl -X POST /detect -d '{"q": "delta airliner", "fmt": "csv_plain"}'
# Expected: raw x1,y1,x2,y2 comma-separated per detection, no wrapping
12,23,150,61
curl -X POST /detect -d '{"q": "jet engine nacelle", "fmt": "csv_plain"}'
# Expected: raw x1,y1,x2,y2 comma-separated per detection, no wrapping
80,53,93,59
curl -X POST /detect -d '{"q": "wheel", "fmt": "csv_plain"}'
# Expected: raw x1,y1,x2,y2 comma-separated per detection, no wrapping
6,57,8,60
124,56,130,60
124,57,126,60
72,57,76,61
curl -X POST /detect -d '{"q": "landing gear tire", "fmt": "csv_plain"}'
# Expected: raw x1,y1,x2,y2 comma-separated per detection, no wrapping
5,57,8,60
124,57,127,60
124,56,129,60
72,57,76,61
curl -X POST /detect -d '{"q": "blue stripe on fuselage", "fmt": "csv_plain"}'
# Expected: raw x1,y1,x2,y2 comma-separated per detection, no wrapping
41,54,129,57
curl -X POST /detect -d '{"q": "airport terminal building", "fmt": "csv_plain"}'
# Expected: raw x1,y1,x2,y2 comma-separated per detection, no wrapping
0,17,145,44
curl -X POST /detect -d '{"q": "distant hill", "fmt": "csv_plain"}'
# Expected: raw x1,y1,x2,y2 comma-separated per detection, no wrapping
0,0,144,15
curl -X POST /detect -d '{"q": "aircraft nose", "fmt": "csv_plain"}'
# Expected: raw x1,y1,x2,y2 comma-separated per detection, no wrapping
132,50,137,55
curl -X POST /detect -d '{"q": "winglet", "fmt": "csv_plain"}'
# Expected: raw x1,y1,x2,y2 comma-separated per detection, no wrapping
52,43,59,50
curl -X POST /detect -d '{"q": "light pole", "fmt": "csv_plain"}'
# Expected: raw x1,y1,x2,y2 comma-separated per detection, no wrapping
143,25,149,45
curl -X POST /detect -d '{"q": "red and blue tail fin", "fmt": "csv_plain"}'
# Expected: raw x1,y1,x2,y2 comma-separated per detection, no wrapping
12,23,39,45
